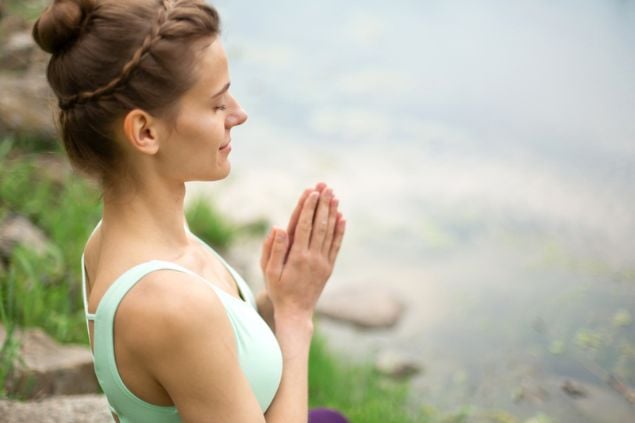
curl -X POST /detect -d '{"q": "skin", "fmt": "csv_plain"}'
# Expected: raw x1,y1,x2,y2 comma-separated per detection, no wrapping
82,36,345,423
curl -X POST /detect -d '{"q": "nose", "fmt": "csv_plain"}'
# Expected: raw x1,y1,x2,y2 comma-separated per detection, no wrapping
232,107,248,127
226,98,248,128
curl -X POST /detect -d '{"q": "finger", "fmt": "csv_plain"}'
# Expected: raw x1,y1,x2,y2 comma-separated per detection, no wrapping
328,216,346,264
260,229,275,273
284,185,329,263
314,182,327,193
286,184,328,252
265,228,288,282
291,191,320,251
287,188,312,245
322,196,339,255
309,188,333,251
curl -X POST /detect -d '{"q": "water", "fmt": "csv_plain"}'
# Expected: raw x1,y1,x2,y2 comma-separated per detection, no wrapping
193,1,635,421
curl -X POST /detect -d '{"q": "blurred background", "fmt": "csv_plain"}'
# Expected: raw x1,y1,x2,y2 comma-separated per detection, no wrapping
0,0,633,422
192,0,635,421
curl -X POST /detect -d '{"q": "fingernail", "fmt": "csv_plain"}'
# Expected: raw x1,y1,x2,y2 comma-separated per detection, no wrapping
277,230,286,241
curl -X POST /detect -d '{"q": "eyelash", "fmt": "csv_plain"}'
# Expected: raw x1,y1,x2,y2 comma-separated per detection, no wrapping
215,105,227,111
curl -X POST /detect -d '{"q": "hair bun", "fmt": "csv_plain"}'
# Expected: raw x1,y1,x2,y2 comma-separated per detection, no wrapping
32,0,96,55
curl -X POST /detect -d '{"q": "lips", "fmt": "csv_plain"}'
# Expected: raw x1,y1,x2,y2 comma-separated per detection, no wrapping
219,140,231,150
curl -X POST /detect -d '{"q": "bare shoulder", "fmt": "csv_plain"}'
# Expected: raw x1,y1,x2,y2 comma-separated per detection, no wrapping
115,270,224,354
115,269,265,421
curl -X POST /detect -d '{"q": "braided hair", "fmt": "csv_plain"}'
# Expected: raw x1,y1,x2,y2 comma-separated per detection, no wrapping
32,0,220,186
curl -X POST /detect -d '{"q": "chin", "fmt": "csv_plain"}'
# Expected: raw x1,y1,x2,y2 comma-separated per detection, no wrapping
206,164,231,181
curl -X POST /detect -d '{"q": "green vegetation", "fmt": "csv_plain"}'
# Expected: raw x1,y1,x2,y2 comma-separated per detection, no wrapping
0,139,101,345
309,330,422,422
3,0,48,22
186,196,268,252
0,140,433,421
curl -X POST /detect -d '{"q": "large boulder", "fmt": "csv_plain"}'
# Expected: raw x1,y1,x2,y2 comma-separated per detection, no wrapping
0,12,29,41
316,285,404,329
0,394,112,423
32,152,73,185
0,71,56,141
0,11,56,142
0,11,50,72
1,325,100,399
1,29,36,71
0,214,51,259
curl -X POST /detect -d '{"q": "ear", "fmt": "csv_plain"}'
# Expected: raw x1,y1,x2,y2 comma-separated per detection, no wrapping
122,109,161,155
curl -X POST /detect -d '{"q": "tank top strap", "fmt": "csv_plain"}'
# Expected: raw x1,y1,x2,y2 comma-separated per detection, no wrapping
81,218,256,336
184,226,257,309
91,260,196,416
80,219,184,324
94,260,198,323
81,220,103,344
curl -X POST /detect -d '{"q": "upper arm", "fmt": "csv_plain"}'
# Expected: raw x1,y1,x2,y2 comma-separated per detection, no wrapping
122,271,266,423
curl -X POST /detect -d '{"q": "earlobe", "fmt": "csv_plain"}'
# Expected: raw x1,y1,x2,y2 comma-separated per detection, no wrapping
122,109,160,155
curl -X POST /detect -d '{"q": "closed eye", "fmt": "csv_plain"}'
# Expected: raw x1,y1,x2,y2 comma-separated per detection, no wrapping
215,105,227,111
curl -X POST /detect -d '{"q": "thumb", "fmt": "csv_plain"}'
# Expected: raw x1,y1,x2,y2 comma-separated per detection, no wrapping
260,228,275,273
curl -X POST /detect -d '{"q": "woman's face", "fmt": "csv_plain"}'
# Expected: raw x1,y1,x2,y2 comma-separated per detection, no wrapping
156,38,247,182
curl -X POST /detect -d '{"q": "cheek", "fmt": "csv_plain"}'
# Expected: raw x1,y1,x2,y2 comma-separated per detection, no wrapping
188,113,225,137
174,120,210,145
171,107,226,151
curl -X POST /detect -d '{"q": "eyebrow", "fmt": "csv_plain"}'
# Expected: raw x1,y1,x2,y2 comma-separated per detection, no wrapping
211,82,231,99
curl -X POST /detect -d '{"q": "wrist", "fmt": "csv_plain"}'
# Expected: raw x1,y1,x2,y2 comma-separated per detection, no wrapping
273,309,314,334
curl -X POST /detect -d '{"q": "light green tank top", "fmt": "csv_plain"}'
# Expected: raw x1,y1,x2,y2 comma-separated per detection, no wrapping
81,222,282,422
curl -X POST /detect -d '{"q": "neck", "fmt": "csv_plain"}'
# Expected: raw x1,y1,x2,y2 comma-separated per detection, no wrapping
101,177,189,252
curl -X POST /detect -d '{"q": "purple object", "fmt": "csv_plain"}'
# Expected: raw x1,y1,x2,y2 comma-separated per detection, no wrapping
308,407,349,423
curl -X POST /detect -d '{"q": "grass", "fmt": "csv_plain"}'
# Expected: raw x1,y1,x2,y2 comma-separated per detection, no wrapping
0,139,101,344
3,0,49,22
0,140,434,421
186,196,268,252
309,330,425,422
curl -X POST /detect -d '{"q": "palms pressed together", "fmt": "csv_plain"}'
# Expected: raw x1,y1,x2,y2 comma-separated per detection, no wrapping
260,183,346,322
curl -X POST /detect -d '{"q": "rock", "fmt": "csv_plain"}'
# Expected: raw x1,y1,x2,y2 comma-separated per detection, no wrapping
374,349,421,379
0,214,50,259
0,394,112,423
0,30,35,71
513,382,549,404
0,11,51,73
0,71,57,142
0,14,29,40
316,286,404,329
562,379,588,398
33,153,73,185
551,377,635,423
3,326,100,399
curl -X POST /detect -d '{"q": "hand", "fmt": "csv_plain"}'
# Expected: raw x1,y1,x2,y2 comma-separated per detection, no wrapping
260,185,346,318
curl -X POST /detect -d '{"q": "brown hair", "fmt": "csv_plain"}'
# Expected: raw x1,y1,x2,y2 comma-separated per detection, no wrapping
32,0,220,186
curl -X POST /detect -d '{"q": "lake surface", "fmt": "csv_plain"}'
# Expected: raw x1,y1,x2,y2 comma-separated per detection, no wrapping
194,1,635,421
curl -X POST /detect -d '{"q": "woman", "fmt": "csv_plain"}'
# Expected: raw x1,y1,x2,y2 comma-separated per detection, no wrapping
32,0,347,422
